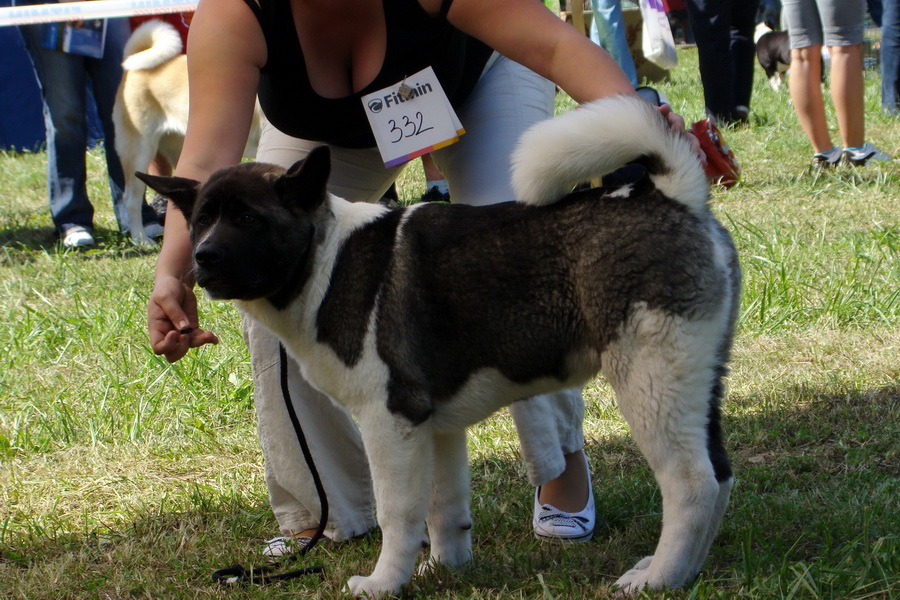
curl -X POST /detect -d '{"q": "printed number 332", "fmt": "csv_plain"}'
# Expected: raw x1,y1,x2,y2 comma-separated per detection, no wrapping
389,112,434,143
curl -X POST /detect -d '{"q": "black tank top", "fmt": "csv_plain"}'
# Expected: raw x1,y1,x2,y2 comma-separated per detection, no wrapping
242,0,493,148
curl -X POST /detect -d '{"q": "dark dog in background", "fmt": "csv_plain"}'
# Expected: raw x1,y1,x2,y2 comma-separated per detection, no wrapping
755,17,829,92
755,23,792,90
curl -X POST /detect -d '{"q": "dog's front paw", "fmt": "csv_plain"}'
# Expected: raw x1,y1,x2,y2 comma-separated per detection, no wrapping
345,575,401,599
416,550,472,577
427,526,472,569
613,556,654,596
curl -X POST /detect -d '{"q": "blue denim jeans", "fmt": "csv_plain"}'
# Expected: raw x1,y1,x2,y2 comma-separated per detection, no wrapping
17,12,158,235
589,0,638,88
883,0,900,113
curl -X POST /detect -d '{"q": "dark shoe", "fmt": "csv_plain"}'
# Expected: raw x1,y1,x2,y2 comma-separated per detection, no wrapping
635,85,669,106
841,143,891,166
377,183,400,208
143,222,164,241
420,186,450,203
150,194,167,225
812,146,843,169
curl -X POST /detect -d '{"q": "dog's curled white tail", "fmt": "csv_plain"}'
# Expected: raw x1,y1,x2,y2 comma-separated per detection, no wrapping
511,95,708,212
122,20,183,71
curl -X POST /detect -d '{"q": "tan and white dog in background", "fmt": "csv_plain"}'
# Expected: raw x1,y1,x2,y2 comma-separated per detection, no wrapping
113,20,263,244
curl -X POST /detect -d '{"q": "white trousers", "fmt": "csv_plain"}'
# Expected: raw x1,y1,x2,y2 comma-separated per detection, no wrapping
249,53,585,540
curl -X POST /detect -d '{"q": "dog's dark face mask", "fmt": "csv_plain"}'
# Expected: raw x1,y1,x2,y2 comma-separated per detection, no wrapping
138,145,331,307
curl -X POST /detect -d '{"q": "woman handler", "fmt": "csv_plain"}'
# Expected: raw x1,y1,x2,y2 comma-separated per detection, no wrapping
148,0,689,555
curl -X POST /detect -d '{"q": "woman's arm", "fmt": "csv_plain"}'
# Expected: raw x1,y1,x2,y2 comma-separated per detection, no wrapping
427,0,688,133
149,0,266,362
435,0,636,102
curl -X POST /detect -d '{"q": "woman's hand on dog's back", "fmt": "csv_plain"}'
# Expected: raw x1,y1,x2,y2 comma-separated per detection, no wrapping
148,274,219,362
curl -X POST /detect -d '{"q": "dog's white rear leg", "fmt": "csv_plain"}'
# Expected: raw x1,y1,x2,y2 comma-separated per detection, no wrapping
122,143,159,245
603,310,731,594
422,429,472,571
690,472,733,572
346,406,433,598
124,178,154,245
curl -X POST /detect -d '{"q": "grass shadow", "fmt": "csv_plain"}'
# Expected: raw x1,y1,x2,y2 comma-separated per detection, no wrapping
0,225,160,264
0,382,896,598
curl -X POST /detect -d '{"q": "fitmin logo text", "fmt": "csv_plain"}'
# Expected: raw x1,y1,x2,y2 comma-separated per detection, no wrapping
367,82,434,113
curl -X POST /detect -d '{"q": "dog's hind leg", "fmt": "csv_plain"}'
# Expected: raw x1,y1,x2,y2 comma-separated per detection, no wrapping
602,307,733,594
422,429,473,571
686,364,734,575
123,140,161,245
347,405,433,598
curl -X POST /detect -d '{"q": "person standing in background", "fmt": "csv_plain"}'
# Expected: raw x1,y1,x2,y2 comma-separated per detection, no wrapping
685,0,761,124
881,0,900,114
589,0,639,87
15,1,162,247
783,0,891,166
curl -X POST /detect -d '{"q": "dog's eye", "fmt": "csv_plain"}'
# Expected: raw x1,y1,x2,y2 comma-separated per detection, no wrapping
239,213,256,225
196,214,213,227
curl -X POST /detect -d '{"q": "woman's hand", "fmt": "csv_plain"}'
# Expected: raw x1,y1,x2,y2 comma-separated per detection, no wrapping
657,102,685,132
143,0,263,363
658,103,706,167
148,274,219,363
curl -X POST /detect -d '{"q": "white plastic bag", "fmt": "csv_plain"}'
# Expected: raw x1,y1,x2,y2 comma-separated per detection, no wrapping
638,0,678,69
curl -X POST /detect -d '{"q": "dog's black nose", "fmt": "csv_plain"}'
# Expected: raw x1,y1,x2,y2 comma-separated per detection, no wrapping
195,243,226,265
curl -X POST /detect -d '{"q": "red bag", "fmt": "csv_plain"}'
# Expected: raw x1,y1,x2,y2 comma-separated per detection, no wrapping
691,118,740,188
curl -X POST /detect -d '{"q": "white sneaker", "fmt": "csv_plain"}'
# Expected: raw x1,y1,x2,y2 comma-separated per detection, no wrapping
262,535,313,558
61,225,95,248
841,143,891,166
532,458,595,542
813,145,843,169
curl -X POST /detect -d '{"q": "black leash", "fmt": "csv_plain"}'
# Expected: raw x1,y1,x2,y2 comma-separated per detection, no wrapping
211,343,330,586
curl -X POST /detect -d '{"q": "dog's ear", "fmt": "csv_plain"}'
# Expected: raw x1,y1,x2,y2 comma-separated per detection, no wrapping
136,172,201,221
278,145,331,213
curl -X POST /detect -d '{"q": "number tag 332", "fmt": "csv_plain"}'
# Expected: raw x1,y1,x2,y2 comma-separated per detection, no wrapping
361,66,464,168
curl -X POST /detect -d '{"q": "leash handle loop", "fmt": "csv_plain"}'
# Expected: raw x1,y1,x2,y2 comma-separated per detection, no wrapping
211,563,325,585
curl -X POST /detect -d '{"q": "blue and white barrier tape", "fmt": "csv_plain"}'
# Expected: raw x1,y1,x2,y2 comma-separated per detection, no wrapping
0,0,197,26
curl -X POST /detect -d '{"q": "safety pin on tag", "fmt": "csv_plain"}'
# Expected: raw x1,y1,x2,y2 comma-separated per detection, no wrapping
397,79,414,102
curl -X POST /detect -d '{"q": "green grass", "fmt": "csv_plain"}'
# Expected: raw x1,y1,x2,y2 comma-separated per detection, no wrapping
1,47,898,599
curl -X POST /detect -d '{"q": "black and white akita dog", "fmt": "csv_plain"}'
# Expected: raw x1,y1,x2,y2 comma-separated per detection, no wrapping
140,95,741,597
